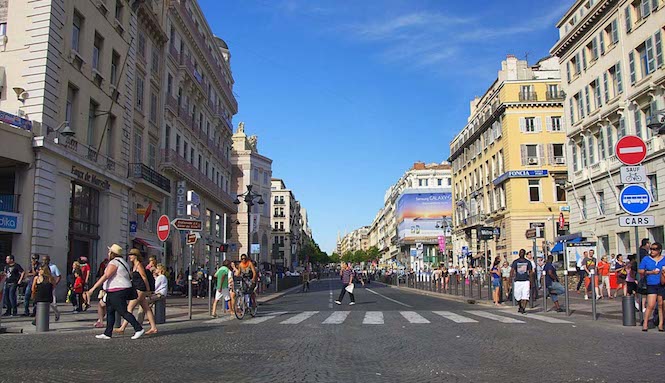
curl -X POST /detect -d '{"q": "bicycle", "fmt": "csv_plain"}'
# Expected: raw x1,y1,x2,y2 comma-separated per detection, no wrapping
625,172,642,183
234,280,257,320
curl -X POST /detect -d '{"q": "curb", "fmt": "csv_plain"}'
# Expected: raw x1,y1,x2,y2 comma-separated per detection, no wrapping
373,281,496,307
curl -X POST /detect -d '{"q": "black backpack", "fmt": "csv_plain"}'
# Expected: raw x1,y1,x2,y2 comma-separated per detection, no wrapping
145,269,156,291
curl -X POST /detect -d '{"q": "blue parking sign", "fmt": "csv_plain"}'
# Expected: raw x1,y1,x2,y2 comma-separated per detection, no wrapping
619,184,651,215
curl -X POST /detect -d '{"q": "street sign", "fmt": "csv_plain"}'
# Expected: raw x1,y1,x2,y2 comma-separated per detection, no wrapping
620,166,647,184
186,233,197,245
619,184,651,215
157,215,170,242
615,135,647,165
525,227,543,239
619,215,655,227
478,226,494,240
171,218,202,231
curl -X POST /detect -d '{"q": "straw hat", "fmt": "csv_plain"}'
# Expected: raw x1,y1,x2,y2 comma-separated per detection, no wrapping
128,248,142,257
108,244,123,255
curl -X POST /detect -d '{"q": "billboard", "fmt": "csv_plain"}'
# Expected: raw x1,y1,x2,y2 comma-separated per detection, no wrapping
565,242,597,272
396,192,452,243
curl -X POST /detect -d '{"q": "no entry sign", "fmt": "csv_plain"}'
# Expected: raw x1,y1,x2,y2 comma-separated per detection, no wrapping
157,215,170,242
615,136,647,165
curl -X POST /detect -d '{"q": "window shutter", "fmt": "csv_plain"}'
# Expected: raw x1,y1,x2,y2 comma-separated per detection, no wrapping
519,117,526,132
607,125,615,156
566,62,572,82
599,32,605,55
645,36,655,74
520,145,527,166
538,144,545,164
628,52,636,84
616,62,623,93
653,0,659,11
625,6,632,33
548,144,554,164
546,116,552,132
584,85,591,115
642,0,651,17
655,31,663,69
582,49,587,70
572,144,579,172
535,117,542,132
603,72,610,102
619,117,626,137
592,37,598,60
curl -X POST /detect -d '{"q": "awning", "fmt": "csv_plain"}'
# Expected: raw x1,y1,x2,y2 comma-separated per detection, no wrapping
551,237,582,253
133,237,164,252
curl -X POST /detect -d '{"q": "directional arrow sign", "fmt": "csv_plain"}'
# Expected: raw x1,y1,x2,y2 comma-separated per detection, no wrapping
186,233,197,245
171,218,202,231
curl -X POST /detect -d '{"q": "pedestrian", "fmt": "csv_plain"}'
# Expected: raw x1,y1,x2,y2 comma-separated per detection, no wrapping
576,251,588,293
544,255,565,312
625,254,638,298
302,268,310,292
79,256,92,311
229,261,239,315
639,238,651,261
335,262,355,306
22,255,40,317
93,289,107,328
510,249,533,314
30,265,55,325
41,255,61,321
69,261,82,310
2,255,25,316
211,260,230,317
146,256,158,273
526,251,539,299
491,258,501,306
72,269,84,312
501,261,511,301
638,242,665,332
584,250,600,300
115,248,157,335
614,254,627,298
86,244,145,340
597,255,611,299
139,264,168,325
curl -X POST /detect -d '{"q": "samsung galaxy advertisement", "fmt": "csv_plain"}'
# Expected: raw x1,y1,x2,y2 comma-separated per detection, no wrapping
396,192,453,243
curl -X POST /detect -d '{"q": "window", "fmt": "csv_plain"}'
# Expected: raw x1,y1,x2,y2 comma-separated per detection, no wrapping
649,174,659,201
66,84,77,131
524,117,536,132
638,38,655,78
581,196,587,220
167,74,173,96
589,38,599,61
587,135,596,164
205,161,209,178
555,178,567,202
655,31,664,69
70,183,100,236
598,130,605,160
593,78,602,109
215,214,221,237
572,144,579,172
528,180,540,202
629,51,637,84
254,168,259,180
136,76,144,112
110,51,120,86
576,92,585,120
625,5,632,33
569,98,576,124
619,116,627,137
418,179,428,187
183,141,188,161
72,12,82,52
92,33,103,71
523,144,539,165
0,23,6,37
148,140,156,169
552,144,565,164
87,100,98,146
134,130,143,163
581,139,588,167
197,154,201,170
584,86,591,115
175,134,181,154
165,125,171,151
547,116,562,132
150,92,158,123
447,178,452,186
597,192,605,215
437,178,442,186
115,0,124,21
205,209,213,235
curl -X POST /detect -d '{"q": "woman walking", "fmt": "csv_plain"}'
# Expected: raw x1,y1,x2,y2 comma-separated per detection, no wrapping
638,242,665,331
614,254,627,298
86,244,144,340
597,255,611,299
625,254,638,298
115,249,158,335
31,265,55,323
491,258,502,306
501,261,511,301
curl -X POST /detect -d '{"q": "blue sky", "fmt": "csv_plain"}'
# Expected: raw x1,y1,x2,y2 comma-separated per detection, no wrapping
199,0,574,253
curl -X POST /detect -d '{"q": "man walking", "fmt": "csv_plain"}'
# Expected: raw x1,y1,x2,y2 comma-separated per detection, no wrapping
211,260,230,317
2,255,25,316
510,249,533,314
335,263,355,306
544,255,565,312
576,251,588,293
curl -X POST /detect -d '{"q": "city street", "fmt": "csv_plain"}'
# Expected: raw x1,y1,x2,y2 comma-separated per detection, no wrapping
1,278,664,383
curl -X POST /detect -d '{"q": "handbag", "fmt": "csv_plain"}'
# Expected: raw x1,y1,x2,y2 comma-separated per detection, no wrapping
637,277,648,295
117,259,139,300
345,284,354,294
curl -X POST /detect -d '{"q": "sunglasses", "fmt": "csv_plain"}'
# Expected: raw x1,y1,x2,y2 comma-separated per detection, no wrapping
650,247,661,251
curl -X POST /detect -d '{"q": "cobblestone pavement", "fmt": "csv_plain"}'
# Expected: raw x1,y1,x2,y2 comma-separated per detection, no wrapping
1,278,663,383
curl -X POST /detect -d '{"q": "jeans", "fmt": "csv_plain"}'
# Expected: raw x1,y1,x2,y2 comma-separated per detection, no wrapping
24,280,35,315
576,269,586,291
2,283,18,314
548,282,566,303
337,285,355,303
104,289,143,337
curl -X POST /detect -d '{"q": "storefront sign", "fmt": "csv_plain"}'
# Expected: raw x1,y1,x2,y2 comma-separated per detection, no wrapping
0,212,22,233
0,110,32,131
176,181,187,217
478,226,494,240
493,169,549,186
71,166,110,190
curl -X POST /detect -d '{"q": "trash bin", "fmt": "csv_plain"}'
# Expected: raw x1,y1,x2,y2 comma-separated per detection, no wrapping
622,295,636,326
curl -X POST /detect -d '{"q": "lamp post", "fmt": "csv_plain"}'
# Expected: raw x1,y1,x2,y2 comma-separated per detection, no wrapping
234,185,264,259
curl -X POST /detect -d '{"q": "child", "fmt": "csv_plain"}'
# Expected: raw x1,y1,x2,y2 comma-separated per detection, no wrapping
72,269,84,313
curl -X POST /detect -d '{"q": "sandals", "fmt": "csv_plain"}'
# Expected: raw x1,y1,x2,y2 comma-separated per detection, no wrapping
113,328,125,334
145,328,158,335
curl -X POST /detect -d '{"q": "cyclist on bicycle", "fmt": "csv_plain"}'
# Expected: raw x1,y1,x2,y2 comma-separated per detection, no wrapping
238,254,258,309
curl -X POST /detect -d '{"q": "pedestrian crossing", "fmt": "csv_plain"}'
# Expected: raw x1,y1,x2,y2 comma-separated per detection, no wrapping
208,310,573,326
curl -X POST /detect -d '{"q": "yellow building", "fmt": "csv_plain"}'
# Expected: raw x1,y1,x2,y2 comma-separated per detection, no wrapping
449,55,570,265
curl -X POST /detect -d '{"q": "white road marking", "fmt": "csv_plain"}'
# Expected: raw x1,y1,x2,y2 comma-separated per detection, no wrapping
503,311,573,324
365,288,413,308
400,311,430,324
280,311,319,324
465,310,525,323
204,316,235,324
322,311,350,324
363,311,384,325
243,311,287,324
329,288,333,309
432,311,478,323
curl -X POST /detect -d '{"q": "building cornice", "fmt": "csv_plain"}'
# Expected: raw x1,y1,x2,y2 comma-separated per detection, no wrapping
551,0,618,58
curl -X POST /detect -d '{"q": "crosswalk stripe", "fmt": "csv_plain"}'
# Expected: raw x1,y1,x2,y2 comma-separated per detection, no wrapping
363,311,384,325
243,311,287,324
400,311,430,324
502,311,573,324
204,316,235,324
432,311,478,323
280,311,319,324
322,311,350,324
465,310,525,323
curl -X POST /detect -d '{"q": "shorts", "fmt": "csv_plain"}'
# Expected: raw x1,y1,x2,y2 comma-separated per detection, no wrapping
215,288,230,301
646,285,662,295
492,279,501,289
514,281,530,301
626,281,637,295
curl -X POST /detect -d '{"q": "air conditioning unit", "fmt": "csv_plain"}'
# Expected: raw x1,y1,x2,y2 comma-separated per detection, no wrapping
555,157,565,165
528,157,539,165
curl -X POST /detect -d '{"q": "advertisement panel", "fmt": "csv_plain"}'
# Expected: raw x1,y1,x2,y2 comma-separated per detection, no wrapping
565,242,597,272
396,192,452,243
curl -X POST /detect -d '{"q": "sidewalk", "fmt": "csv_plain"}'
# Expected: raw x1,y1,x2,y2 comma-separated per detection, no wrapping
0,284,301,335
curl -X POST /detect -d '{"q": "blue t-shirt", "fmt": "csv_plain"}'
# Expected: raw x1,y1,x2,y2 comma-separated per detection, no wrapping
543,263,557,287
491,266,500,281
638,256,665,286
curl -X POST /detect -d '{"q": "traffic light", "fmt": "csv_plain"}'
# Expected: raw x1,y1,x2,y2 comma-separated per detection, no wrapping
219,244,229,252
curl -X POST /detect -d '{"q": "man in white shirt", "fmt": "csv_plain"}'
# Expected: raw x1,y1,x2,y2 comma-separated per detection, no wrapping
42,255,61,321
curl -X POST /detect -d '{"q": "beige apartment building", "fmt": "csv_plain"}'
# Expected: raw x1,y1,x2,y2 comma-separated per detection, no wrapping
551,0,665,257
449,56,568,266
231,122,272,263
338,226,370,256
271,178,304,270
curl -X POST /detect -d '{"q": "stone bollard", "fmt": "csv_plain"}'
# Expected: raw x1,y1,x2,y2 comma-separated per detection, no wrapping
36,302,50,332
155,298,167,324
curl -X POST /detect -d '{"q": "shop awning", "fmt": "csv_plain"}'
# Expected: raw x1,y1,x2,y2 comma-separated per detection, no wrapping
133,237,164,252
551,237,582,253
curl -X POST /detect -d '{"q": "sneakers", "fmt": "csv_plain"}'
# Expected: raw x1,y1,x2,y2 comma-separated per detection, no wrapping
95,334,112,340
584,295,589,300
131,329,145,340
54,312,60,322
349,302,355,306
334,300,341,305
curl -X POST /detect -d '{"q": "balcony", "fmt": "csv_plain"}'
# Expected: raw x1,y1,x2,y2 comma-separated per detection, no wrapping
168,44,180,63
546,91,566,101
519,92,538,102
273,213,285,218
165,94,179,115
274,199,285,205
129,163,171,193
47,133,124,178
0,194,20,213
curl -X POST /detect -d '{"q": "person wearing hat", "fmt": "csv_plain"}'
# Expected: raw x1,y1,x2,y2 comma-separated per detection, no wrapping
79,256,92,311
86,244,144,340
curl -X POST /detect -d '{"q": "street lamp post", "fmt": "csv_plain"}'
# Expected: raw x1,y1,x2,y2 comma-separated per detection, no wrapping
234,185,265,259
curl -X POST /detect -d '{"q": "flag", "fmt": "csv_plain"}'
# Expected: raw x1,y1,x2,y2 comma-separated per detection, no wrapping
143,201,152,223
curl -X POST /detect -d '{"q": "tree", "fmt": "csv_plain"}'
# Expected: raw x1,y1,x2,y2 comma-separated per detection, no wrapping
330,253,341,263
366,246,380,263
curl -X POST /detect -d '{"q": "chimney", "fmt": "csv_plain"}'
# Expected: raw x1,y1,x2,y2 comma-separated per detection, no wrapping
413,162,426,170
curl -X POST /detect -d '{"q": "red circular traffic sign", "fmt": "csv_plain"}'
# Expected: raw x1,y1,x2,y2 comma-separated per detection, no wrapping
615,135,647,165
157,215,170,242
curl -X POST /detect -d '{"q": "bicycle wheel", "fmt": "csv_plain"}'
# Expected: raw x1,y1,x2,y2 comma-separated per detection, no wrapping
234,294,246,320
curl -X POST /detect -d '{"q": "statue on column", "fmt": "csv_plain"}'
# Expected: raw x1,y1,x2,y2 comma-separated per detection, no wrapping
237,121,245,134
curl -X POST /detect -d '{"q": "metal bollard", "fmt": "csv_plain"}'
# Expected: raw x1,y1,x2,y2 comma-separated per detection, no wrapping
590,269,597,320
36,302,50,332
477,276,482,300
542,271,547,312
462,275,466,296
155,298,166,324
622,295,636,326
564,270,570,316
188,274,193,320
512,280,516,306
455,276,459,296
208,275,213,316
